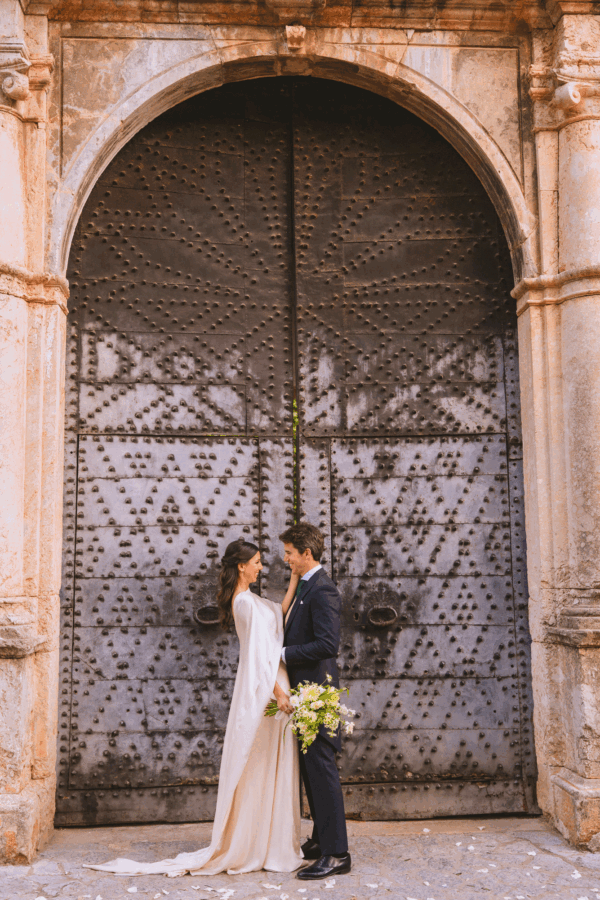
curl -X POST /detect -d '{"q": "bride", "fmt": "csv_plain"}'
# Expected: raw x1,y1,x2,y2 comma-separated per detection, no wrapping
84,538,304,876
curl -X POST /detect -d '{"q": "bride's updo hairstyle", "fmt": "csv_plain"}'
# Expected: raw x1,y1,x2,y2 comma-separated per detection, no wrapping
217,538,260,629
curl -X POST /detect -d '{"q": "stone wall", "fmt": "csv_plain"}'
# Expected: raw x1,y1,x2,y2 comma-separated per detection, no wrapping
2,0,600,862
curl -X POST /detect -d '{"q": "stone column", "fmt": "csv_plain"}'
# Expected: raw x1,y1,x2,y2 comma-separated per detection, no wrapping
0,1,66,863
518,15,600,849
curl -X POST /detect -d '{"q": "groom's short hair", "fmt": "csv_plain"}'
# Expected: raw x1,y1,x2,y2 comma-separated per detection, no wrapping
279,522,325,562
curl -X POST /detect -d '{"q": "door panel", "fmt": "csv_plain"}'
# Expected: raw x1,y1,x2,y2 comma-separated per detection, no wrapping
58,78,535,825
292,80,535,817
58,83,295,825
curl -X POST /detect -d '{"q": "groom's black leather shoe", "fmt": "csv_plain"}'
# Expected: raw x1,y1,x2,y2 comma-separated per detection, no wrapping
297,853,351,879
301,838,322,860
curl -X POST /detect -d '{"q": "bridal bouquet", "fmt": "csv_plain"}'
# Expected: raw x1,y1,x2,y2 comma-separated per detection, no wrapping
265,675,355,754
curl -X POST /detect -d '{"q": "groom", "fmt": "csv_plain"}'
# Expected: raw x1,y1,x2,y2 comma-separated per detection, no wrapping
279,522,351,880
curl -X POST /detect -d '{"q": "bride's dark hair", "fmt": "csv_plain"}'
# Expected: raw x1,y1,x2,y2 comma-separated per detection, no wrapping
217,538,260,629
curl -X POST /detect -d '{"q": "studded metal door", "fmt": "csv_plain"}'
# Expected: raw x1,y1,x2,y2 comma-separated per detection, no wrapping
58,79,535,826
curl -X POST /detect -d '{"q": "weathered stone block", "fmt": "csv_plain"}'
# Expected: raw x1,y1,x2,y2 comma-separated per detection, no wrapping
552,768,600,849
0,657,33,792
0,780,54,864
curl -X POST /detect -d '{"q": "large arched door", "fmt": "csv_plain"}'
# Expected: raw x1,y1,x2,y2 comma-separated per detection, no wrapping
57,78,536,825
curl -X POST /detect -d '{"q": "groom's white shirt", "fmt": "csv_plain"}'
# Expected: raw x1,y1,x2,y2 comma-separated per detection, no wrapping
280,563,322,664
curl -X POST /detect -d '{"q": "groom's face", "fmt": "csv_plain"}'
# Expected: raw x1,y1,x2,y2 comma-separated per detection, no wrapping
283,542,314,577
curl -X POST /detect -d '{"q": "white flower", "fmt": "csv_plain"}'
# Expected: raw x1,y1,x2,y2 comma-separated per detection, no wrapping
290,696,299,708
311,700,324,709
344,722,355,734
340,704,349,715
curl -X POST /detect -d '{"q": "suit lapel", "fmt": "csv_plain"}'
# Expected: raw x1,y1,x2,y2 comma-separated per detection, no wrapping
284,570,320,635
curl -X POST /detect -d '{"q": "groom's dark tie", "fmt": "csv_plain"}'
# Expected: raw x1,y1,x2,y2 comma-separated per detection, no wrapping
285,580,305,627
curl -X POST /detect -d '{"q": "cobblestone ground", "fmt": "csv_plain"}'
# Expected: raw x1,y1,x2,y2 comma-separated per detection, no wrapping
3,818,600,900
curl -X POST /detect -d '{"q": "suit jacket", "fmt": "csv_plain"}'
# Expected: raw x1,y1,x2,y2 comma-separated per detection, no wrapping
283,567,342,751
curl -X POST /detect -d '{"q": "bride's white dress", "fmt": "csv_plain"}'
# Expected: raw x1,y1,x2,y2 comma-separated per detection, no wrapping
84,590,303,876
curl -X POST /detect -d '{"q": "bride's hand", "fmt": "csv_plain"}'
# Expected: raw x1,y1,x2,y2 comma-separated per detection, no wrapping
274,682,294,715
282,570,300,617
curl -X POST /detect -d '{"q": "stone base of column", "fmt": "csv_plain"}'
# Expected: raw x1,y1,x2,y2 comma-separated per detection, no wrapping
552,767,600,850
0,780,55,864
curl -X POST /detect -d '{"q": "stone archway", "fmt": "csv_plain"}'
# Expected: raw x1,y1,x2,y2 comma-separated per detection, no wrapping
56,76,536,825
49,47,536,287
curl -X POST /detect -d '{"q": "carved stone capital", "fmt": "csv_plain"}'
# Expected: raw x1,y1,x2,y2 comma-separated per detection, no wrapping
530,17,600,129
529,71,600,129
529,67,600,130
553,78,600,119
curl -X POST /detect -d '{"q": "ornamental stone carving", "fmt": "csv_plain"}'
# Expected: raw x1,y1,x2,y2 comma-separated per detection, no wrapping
529,15,600,128
28,54,54,92
552,78,600,117
0,42,31,105
285,24,307,50
1,71,29,101
554,80,584,109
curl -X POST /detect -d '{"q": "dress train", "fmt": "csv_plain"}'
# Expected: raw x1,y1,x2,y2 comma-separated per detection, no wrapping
84,591,303,876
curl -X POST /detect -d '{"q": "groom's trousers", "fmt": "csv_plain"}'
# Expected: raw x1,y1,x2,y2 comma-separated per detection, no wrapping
299,735,348,856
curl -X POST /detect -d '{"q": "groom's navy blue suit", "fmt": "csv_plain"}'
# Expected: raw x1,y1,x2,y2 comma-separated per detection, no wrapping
283,567,348,856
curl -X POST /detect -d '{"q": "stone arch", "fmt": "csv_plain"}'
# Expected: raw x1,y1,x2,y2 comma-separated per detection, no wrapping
49,44,536,284
58,76,536,825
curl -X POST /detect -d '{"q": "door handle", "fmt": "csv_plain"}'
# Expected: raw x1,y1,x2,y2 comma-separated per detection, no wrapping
193,605,220,626
367,606,398,627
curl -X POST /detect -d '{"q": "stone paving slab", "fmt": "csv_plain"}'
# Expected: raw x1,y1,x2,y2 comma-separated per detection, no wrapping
2,817,600,900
